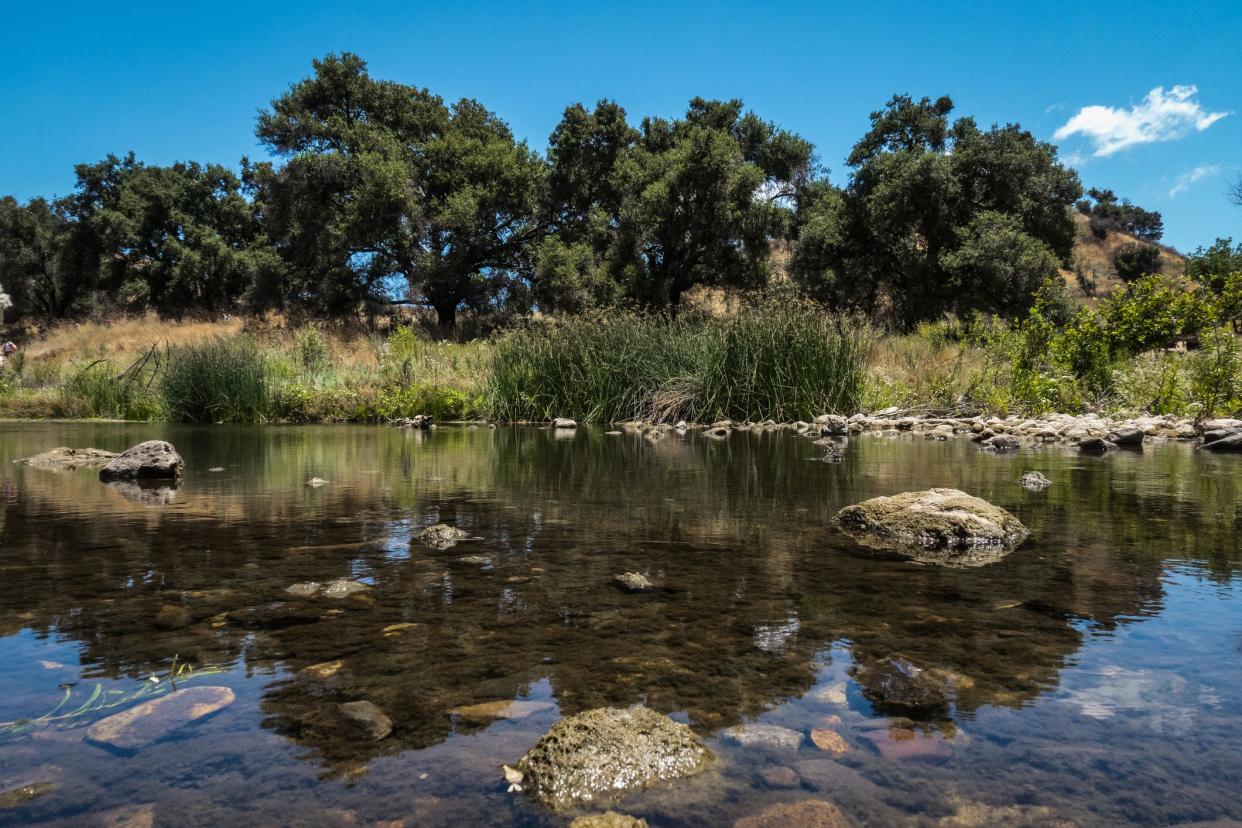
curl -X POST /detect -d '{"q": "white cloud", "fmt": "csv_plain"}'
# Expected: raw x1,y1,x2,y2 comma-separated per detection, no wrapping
1054,85,1228,157
1168,163,1222,198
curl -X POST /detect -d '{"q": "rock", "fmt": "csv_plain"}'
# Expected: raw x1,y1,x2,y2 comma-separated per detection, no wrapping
1202,431,1242,452
457,555,492,566
570,813,649,828
981,434,1020,451
851,657,949,714
96,804,157,828
733,800,852,828
1018,471,1051,492
858,728,953,763
86,686,234,751
97,803,157,828
553,418,578,429
451,700,555,722
306,477,329,487
338,700,392,741
614,572,653,592
811,682,848,705
107,480,179,506
98,441,183,481
285,582,321,598
815,414,849,434
810,729,849,754
721,723,804,751
515,706,711,811
705,426,731,439
759,766,801,787
0,782,57,809
394,414,433,429
300,660,345,679
417,523,472,550
834,488,1029,560
1077,437,1114,453
207,467,225,472
321,579,369,599
15,447,117,471
1107,427,1145,446
153,604,191,630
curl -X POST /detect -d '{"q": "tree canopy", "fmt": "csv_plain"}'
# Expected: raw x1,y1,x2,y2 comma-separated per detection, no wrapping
791,95,1082,328
2,55,1181,335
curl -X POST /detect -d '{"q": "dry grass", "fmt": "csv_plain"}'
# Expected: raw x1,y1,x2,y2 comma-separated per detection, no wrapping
1064,213,1186,304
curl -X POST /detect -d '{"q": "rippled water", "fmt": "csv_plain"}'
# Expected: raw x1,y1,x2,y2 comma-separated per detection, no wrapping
0,422,1240,826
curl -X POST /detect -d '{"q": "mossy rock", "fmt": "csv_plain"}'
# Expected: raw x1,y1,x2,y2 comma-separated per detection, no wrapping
516,706,711,811
834,488,1028,566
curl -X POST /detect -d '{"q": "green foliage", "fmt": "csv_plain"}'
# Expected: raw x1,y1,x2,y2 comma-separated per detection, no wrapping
487,299,871,423
160,336,270,423
294,326,330,377
252,53,544,326
1078,188,1164,241
62,361,163,420
1112,242,1162,281
1189,327,1242,417
797,94,1082,328
1101,275,1210,354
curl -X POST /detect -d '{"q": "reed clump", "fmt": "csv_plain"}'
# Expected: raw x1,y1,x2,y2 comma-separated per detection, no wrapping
486,299,873,423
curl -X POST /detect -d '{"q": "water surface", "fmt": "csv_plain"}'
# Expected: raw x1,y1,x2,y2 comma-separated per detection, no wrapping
1,423,1240,826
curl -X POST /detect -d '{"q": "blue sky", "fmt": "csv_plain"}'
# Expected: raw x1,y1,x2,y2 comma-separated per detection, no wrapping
2,0,1238,252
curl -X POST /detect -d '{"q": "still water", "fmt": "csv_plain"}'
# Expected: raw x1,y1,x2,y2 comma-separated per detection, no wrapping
0,422,1240,826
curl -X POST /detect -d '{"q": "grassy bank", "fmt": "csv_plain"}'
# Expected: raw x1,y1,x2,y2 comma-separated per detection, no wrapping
1,286,1240,424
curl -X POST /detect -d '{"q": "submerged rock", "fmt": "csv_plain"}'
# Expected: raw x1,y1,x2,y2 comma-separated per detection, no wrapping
417,523,472,550
0,782,58,810
705,426,731,439
321,579,369,599
722,723,804,751
285,582,321,598
15,447,117,471
86,686,234,751
810,728,849,754
305,477,329,487
1018,471,1051,492
614,572,653,592
569,813,649,828
733,800,852,828
451,699,555,722
858,727,954,763
834,488,1028,563
515,706,711,811
457,555,492,566
553,418,578,429
98,441,183,481
851,657,949,714
338,700,392,741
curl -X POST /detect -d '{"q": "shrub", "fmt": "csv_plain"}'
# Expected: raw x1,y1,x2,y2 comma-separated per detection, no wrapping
61,360,163,420
160,336,269,423
1112,243,1162,281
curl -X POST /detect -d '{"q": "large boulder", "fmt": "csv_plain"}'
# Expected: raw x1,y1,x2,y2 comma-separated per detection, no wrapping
515,706,711,811
15,447,117,471
98,441,183,481
834,488,1028,565
1202,430,1242,452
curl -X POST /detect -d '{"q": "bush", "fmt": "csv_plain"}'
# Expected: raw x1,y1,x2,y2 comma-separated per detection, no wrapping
160,336,270,423
1112,243,1162,281
487,299,873,422
61,360,163,420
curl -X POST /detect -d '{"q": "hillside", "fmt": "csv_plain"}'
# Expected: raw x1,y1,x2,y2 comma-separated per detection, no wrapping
1063,212,1186,303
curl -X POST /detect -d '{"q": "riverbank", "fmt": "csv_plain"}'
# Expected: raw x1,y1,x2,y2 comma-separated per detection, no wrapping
1,298,1239,425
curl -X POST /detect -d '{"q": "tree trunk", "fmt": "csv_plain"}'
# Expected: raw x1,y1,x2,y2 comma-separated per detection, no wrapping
434,302,457,330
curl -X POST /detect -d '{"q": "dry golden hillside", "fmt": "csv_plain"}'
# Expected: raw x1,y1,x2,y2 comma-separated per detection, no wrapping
1063,212,1185,303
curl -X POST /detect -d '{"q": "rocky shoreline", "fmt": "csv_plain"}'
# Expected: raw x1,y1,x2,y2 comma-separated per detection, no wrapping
590,411,1242,452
